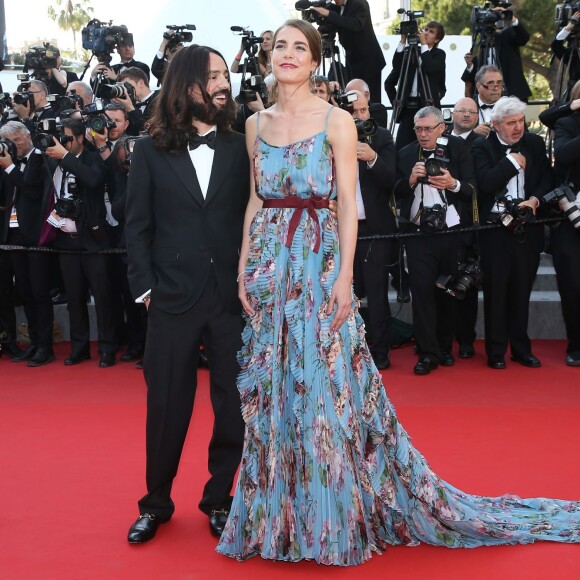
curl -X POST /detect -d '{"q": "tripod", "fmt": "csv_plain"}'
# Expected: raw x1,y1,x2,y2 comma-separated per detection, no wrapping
389,37,434,134
319,32,346,88
554,35,580,101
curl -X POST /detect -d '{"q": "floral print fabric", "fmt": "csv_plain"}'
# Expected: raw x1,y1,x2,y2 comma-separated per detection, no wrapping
216,129,580,566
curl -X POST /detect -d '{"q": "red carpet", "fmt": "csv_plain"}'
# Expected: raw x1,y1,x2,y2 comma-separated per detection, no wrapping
1,340,579,579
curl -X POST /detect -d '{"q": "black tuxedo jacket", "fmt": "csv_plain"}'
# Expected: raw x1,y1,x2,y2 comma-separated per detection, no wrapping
394,135,477,227
127,91,159,136
112,59,151,82
125,131,249,315
554,113,580,189
461,21,531,101
358,127,396,234
384,46,446,108
327,0,386,81
0,153,47,244
471,131,554,223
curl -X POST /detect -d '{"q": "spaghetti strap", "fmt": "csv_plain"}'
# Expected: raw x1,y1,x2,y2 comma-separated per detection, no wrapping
256,111,261,137
323,106,333,131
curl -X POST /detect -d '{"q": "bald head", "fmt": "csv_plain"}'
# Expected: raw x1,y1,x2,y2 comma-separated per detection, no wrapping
452,97,479,134
350,90,370,120
345,78,370,101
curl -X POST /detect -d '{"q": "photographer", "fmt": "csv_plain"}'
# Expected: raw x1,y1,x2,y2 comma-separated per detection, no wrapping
12,80,55,135
552,9,580,100
231,30,273,77
0,121,55,366
471,97,554,369
345,78,388,128
41,117,118,367
470,65,504,137
463,4,531,102
116,68,158,135
310,0,386,99
394,106,477,375
348,90,396,369
384,21,446,150
44,46,79,96
551,80,580,366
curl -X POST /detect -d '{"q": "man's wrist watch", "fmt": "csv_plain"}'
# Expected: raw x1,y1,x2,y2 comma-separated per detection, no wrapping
97,145,108,153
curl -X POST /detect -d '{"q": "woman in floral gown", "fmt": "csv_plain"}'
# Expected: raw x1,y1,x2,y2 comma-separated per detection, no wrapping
216,19,580,566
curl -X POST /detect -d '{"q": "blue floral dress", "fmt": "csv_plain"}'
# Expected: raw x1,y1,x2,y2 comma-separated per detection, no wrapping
216,111,580,566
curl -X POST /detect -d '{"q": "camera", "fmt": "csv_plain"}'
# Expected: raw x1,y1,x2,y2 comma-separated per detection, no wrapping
295,1,337,39
556,1,580,32
81,100,116,134
497,196,534,235
436,257,483,300
0,138,17,163
55,196,83,220
335,90,358,111
354,118,378,141
0,92,12,118
96,81,135,102
424,137,450,177
24,44,58,72
420,204,447,234
13,91,34,108
394,8,425,40
471,1,513,36
163,25,195,51
543,183,580,230
82,19,130,62
236,75,268,105
48,90,83,115
231,26,269,105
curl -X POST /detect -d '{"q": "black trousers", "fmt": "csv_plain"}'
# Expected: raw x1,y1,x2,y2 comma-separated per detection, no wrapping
479,226,542,359
353,233,394,357
138,270,245,521
394,107,419,150
455,233,479,348
54,233,117,355
7,229,54,348
551,221,580,354
0,248,17,344
406,231,458,361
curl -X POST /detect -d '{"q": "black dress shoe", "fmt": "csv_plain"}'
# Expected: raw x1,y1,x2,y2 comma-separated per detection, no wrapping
414,358,438,376
99,352,116,368
135,359,144,369
11,344,37,363
27,347,56,367
487,358,506,369
396,288,411,303
128,514,163,544
373,352,391,370
458,344,475,359
120,346,144,362
439,352,455,366
2,341,23,359
510,354,541,368
51,292,68,305
64,352,91,366
209,509,229,538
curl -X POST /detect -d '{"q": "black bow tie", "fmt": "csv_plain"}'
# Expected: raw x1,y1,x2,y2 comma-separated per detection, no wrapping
480,104,494,110
421,148,435,155
18,157,28,165
189,131,216,150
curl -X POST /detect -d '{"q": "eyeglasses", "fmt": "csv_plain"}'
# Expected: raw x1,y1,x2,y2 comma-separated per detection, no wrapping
413,122,442,134
478,81,503,89
453,109,478,115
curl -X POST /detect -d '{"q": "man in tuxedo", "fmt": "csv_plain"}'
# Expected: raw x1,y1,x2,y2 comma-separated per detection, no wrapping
0,121,55,366
394,107,477,375
311,0,386,99
125,44,248,543
345,78,388,128
471,96,554,369
349,90,396,369
385,21,446,149
466,65,505,138
552,11,580,100
462,8,531,102
116,67,158,135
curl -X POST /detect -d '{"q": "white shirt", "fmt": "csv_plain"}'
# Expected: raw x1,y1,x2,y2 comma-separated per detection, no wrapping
490,136,525,213
188,126,216,198
478,97,495,124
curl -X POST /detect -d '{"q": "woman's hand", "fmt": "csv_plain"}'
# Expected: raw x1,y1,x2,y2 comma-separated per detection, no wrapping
327,274,352,332
238,277,255,317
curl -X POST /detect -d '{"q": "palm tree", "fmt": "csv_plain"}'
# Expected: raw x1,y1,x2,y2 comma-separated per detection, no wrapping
47,0,94,57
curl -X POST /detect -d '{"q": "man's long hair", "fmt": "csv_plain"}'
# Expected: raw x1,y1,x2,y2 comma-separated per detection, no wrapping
148,45,235,154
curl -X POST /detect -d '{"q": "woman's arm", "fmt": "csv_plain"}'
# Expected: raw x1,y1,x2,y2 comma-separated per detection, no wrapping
238,113,264,316
326,106,358,332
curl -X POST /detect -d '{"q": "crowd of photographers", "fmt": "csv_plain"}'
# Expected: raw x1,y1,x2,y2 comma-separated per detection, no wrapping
0,0,580,375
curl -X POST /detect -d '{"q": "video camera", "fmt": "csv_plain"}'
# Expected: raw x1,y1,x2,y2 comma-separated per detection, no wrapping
82,19,131,63
436,257,483,300
295,0,337,39
394,8,426,43
231,26,268,105
471,1,513,37
555,1,580,32
543,183,580,230
24,44,59,81
163,24,196,51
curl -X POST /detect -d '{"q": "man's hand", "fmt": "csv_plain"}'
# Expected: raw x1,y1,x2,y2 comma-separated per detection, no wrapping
518,198,538,215
418,30,427,45
428,168,456,191
44,139,68,160
409,161,426,187
356,142,376,163
571,98,580,112
510,151,526,171
91,63,117,81
0,153,14,169
247,93,265,113
112,86,135,112
311,7,330,17
464,52,474,68
473,122,492,137
567,12,580,31
13,100,32,120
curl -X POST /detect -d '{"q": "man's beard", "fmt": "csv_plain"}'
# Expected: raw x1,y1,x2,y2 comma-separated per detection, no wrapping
189,89,231,125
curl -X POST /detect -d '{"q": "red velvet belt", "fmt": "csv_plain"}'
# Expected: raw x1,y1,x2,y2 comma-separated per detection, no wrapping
262,195,330,253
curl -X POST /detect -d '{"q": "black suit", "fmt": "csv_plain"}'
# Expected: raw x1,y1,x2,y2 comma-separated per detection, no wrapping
552,114,580,355
395,136,476,362
551,36,580,99
125,131,249,520
126,91,159,136
353,127,396,360
471,131,553,360
326,0,386,99
385,46,446,149
461,21,531,102
112,59,150,82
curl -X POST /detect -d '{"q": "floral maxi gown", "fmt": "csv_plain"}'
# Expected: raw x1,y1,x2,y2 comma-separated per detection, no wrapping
216,115,580,566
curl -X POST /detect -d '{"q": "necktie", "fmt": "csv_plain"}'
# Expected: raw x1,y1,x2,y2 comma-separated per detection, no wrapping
480,104,493,110
18,157,28,165
189,131,216,150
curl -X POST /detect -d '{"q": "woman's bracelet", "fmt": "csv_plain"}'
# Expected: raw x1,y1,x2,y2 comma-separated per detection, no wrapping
237,272,244,282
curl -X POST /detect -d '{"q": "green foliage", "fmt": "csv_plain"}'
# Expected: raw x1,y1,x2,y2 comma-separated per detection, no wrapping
47,0,94,57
